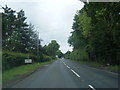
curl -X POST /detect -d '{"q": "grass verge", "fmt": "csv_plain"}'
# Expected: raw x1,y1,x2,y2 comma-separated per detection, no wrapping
3,60,55,83
69,59,119,73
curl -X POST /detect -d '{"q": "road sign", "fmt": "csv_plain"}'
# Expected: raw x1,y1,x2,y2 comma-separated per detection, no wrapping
25,59,32,64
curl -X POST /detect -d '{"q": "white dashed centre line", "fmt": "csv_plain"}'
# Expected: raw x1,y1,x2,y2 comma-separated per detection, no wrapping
62,60,97,89
71,69,80,77
67,65,70,69
88,85,96,90
61,60,80,78
63,62,66,66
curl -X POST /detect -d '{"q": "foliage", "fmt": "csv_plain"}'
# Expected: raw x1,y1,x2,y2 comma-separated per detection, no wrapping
2,51,52,71
2,6,59,71
45,40,60,58
64,51,71,59
2,5,41,54
57,50,63,58
66,2,120,65
2,51,38,71
70,47,88,61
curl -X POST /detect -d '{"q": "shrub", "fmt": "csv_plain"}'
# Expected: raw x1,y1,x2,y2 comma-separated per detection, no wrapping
42,54,52,62
70,47,88,61
2,51,51,71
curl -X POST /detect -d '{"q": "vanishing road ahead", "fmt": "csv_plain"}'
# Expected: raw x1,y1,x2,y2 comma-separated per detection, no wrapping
11,59,119,89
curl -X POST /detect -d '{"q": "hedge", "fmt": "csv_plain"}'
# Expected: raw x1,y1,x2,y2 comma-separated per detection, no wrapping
2,51,52,71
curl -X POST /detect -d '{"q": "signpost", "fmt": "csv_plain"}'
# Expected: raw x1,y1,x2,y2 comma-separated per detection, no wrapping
25,59,32,64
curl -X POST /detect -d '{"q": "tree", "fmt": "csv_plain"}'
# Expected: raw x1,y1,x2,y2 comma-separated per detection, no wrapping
67,2,120,65
57,50,63,58
46,40,60,58
2,5,16,51
64,51,71,59
2,5,42,55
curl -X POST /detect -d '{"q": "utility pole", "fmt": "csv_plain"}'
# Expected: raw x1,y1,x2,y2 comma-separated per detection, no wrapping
0,5,3,13
87,0,89,3
0,6,2,90
37,31,39,57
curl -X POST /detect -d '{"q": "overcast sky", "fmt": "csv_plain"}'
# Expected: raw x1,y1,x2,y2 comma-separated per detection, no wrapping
1,0,84,53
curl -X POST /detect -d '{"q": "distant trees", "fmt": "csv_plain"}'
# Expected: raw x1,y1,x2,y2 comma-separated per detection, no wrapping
66,2,120,65
57,50,63,58
44,40,60,58
64,51,71,59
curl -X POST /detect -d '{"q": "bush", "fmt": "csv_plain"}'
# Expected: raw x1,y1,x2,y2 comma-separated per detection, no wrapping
42,54,52,62
2,51,52,71
70,47,88,61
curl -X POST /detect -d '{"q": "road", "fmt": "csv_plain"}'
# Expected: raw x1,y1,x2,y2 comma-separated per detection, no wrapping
11,59,119,89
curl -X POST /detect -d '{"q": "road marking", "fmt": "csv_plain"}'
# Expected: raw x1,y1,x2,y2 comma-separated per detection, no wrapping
88,85,96,90
67,65,70,69
62,61,80,78
62,61,69,67
63,62,67,66
71,69,80,77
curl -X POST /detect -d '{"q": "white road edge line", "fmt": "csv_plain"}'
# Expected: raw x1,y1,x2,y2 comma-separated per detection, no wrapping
71,69,80,77
88,85,96,90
